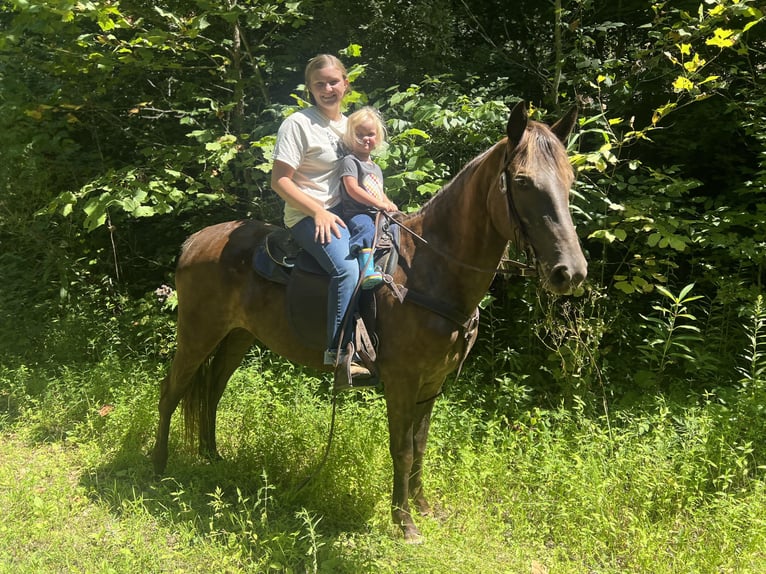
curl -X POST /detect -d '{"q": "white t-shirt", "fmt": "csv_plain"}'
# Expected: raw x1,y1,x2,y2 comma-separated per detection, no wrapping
273,107,348,228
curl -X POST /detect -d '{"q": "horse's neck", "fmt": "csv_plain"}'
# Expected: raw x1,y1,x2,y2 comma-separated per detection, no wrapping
401,144,508,312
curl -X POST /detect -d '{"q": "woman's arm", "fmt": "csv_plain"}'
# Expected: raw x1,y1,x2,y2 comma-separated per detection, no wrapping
271,160,346,244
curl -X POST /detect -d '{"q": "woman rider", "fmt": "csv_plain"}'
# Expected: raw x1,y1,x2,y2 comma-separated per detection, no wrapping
270,54,369,378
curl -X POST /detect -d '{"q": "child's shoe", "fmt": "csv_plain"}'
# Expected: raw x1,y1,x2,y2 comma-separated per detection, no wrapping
358,248,383,289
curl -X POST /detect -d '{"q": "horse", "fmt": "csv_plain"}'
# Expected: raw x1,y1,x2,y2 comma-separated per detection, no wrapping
151,101,587,543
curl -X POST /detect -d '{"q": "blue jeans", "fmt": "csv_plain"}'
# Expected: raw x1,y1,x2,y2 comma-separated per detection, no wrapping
347,212,376,255
289,209,358,351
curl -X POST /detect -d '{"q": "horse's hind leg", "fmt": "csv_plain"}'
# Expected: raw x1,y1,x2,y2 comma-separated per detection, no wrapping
152,345,211,474
198,328,255,461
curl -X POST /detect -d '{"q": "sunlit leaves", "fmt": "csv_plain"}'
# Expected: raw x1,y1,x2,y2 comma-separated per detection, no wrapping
672,75,695,92
706,28,737,48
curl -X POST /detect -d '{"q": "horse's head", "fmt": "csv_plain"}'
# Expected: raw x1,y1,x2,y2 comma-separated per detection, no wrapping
489,101,588,295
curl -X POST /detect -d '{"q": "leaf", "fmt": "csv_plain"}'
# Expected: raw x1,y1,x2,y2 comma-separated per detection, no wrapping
672,76,694,92
655,285,674,300
588,229,626,243
615,281,636,294
706,28,736,48
683,53,706,73
652,102,677,125
132,205,156,217
417,182,441,196
398,128,430,140
678,283,696,300
340,43,362,57
668,236,687,251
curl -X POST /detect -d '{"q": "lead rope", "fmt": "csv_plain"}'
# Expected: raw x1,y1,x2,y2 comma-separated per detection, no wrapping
295,213,386,492
295,398,337,493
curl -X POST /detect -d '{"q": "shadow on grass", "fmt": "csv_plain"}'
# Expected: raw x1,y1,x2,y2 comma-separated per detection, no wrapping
78,407,390,572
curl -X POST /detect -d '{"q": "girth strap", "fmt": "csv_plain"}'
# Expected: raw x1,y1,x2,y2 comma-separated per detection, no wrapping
382,273,476,331
380,274,480,405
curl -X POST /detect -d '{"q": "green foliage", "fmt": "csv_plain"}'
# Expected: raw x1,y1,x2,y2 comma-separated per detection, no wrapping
738,295,766,388
638,283,704,376
724,295,766,452
1,2,766,567
373,78,510,206
3,355,766,572
556,0,766,305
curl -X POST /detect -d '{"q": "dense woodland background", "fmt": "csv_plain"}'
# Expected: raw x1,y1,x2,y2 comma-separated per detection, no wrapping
1,1,766,570
2,0,764,403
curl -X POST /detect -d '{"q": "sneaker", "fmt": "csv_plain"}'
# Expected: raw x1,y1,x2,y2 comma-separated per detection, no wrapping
324,349,371,378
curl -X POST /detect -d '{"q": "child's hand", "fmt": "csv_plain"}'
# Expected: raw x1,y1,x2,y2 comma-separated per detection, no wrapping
381,199,397,212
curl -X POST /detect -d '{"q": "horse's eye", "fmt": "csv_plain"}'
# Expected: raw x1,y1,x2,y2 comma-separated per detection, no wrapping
513,175,531,188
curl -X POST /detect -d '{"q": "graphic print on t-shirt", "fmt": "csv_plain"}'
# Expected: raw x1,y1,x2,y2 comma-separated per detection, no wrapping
362,171,384,200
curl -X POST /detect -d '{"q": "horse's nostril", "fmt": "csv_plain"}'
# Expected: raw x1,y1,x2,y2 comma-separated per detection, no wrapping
551,264,571,288
550,264,586,291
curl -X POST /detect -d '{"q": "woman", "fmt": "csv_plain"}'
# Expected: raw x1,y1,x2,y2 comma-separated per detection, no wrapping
270,54,369,377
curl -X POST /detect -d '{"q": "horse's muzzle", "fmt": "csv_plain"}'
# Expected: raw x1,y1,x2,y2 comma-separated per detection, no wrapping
547,261,587,294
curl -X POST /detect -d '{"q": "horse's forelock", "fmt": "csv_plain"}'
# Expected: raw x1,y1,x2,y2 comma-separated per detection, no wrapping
513,122,574,187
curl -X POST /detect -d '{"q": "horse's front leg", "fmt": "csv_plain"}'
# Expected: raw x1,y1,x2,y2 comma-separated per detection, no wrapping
385,396,421,543
409,399,436,517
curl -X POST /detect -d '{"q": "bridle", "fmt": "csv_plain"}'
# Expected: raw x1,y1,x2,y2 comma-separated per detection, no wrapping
372,143,538,406
497,146,538,277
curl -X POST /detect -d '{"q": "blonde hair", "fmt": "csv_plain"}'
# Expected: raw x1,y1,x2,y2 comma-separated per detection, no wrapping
343,107,387,151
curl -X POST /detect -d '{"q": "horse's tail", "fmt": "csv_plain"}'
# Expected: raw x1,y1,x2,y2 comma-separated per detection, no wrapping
182,354,214,450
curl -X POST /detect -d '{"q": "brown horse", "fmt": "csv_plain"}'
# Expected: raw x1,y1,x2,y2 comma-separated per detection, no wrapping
152,101,587,542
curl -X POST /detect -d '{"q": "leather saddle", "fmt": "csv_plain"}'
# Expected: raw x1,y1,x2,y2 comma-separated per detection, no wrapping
252,215,400,351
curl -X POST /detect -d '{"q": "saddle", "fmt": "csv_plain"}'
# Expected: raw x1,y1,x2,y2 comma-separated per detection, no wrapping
253,215,401,385
253,215,400,287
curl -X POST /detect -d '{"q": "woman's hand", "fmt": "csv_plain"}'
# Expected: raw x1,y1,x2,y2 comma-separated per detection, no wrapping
272,160,345,243
313,207,346,244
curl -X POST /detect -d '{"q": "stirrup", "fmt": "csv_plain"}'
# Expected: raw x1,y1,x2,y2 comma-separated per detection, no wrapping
332,341,378,394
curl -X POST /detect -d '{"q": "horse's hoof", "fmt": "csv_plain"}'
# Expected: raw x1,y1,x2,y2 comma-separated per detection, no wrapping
150,449,167,476
402,526,424,545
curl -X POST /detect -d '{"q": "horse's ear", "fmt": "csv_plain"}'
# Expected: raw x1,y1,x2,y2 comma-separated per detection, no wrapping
507,100,528,146
550,105,578,143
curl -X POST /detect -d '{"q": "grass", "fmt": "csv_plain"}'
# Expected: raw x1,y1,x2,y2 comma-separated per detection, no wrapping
1,354,766,573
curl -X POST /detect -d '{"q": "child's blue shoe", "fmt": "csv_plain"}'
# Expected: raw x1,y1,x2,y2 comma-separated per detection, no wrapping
358,248,383,289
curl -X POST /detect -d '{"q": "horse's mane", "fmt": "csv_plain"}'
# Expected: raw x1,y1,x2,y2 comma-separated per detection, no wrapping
408,144,498,223
405,120,573,226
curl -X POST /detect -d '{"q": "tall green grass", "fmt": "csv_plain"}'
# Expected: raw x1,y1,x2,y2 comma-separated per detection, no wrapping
2,350,765,573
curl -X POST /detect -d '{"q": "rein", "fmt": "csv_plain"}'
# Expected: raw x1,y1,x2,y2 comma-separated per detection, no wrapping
374,151,534,406
381,151,537,278
384,212,537,278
